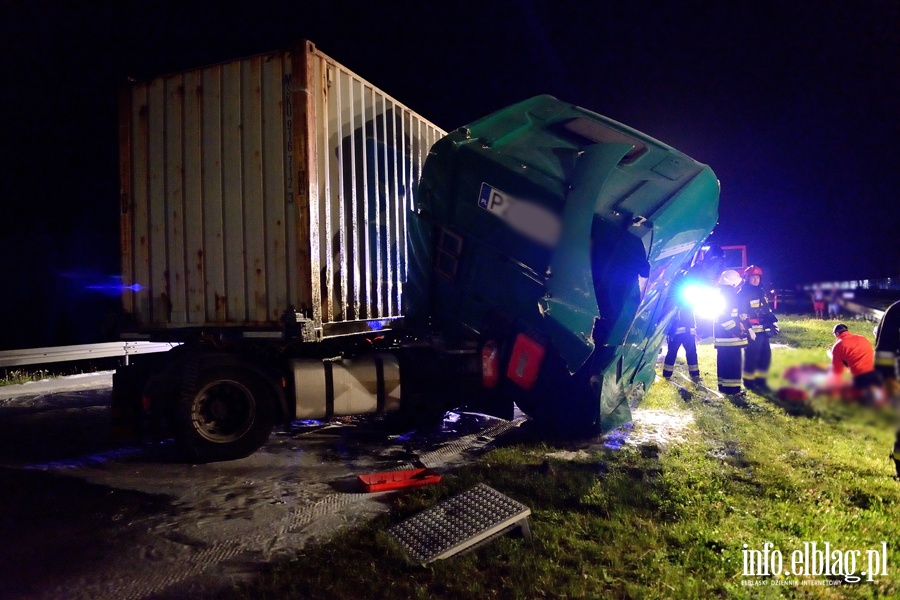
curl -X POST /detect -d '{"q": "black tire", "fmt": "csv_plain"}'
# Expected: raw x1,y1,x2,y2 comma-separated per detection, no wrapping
172,367,275,463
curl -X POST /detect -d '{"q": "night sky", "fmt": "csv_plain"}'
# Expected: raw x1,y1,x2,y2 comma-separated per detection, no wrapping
2,0,897,349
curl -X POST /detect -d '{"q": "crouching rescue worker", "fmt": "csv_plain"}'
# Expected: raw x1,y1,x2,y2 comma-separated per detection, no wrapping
873,301,900,478
738,265,779,392
830,323,880,392
715,269,752,396
662,271,701,382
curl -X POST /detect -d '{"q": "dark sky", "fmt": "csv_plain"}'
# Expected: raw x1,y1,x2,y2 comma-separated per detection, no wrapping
2,0,898,349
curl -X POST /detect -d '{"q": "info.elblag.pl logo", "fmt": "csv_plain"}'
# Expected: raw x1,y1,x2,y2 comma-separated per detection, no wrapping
741,542,890,586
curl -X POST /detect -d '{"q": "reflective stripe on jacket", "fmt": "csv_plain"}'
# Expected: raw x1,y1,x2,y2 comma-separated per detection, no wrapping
738,283,776,333
714,286,749,348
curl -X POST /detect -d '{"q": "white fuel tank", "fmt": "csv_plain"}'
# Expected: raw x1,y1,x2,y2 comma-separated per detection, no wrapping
291,354,401,419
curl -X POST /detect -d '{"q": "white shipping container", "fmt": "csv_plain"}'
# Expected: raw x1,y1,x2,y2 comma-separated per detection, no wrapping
119,41,445,339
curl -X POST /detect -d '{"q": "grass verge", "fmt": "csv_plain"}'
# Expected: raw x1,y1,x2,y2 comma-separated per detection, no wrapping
226,316,898,599
0,369,51,387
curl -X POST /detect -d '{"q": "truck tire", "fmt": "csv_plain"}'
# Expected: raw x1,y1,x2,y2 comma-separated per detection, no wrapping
172,367,275,462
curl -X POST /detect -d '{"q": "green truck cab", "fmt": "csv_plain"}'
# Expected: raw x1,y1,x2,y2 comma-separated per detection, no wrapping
410,95,718,434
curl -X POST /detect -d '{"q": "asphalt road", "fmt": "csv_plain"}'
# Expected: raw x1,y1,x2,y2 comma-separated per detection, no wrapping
0,375,522,600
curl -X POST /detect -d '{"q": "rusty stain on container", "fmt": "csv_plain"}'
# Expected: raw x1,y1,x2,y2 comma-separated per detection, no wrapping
214,293,226,320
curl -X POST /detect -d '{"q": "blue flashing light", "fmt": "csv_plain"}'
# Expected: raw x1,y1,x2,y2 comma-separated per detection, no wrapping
681,283,725,319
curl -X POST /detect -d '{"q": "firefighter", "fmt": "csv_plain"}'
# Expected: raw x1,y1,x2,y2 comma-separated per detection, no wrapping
714,269,752,396
738,265,779,392
694,243,726,285
662,271,701,382
873,300,900,478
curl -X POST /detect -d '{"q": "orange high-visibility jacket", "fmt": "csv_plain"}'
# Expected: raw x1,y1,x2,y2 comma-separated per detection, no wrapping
831,331,875,377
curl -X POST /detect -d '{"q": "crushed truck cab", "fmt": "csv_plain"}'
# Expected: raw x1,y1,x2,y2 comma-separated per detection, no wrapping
410,95,719,434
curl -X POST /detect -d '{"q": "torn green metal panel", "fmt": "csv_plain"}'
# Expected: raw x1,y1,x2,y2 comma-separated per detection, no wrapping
540,141,632,374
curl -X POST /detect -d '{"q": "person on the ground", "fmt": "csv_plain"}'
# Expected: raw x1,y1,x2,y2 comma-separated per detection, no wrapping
662,271,701,383
738,266,778,392
873,301,900,478
714,270,752,396
830,323,880,391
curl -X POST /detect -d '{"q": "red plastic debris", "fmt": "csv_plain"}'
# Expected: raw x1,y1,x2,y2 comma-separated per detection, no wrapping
357,468,441,493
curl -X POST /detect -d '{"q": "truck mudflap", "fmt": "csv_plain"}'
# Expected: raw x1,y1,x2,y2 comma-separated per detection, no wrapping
538,141,633,375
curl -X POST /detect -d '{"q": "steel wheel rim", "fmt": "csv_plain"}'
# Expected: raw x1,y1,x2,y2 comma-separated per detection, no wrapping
191,380,256,443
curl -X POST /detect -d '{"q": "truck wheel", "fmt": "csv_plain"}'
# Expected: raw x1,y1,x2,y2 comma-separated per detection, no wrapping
173,368,275,462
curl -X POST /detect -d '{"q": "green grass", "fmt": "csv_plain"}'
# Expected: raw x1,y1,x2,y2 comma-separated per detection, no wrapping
1,362,111,387
775,315,876,353
226,317,898,599
0,369,51,387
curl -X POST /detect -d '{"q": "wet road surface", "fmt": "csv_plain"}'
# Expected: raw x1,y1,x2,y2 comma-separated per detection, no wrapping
0,374,523,600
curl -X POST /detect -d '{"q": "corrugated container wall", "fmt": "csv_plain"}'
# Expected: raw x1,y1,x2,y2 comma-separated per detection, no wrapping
119,41,445,337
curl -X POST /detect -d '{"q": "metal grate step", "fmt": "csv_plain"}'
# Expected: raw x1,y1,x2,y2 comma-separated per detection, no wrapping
389,483,531,564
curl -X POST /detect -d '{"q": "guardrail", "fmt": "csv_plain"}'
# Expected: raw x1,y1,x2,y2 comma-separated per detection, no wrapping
0,341,178,368
839,299,885,322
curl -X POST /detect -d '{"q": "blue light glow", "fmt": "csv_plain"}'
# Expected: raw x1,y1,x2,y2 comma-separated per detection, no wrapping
603,421,634,450
85,275,144,296
393,430,417,442
680,283,725,319
24,445,149,470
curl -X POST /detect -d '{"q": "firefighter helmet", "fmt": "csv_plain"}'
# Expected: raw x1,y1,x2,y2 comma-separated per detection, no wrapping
744,265,763,278
719,270,742,287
